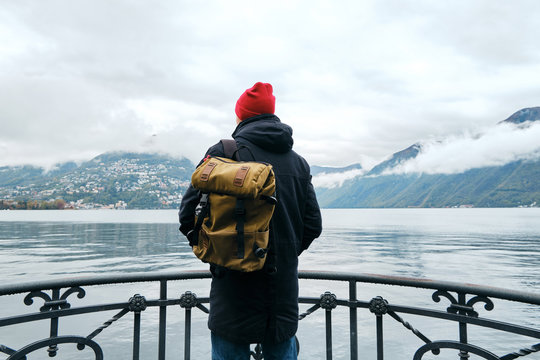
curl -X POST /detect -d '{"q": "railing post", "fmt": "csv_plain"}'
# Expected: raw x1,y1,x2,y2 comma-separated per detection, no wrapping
158,280,167,360
370,296,389,360
320,292,337,360
180,291,199,360
349,280,358,360
128,294,147,360
48,288,60,357
185,308,191,359
457,293,469,360
375,315,383,360
133,312,141,359
326,309,333,360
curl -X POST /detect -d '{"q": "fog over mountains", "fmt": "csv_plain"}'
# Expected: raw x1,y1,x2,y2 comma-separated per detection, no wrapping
313,107,540,208
1,107,539,209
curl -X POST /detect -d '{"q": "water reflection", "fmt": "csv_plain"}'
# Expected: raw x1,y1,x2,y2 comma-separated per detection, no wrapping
300,212,540,292
1,209,539,290
0,221,199,282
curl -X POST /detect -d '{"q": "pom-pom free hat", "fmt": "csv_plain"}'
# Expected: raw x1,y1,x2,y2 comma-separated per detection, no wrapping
235,82,275,121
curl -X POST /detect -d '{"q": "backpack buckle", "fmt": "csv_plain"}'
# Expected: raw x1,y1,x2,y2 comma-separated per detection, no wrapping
199,193,209,207
235,199,246,217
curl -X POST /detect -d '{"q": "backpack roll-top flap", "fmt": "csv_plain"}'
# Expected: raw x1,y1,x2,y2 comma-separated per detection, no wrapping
192,157,275,199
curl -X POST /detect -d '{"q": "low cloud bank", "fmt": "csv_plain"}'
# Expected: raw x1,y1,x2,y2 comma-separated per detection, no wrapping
312,169,365,188
313,121,540,188
386,122,540,175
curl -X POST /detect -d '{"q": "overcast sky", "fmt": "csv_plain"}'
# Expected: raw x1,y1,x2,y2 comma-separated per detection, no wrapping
1,0,540,170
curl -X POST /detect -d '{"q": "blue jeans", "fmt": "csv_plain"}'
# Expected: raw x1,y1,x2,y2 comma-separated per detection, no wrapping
211,332,297,360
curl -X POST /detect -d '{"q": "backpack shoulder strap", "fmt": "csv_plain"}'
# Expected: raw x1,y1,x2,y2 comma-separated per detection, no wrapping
220,139,238,160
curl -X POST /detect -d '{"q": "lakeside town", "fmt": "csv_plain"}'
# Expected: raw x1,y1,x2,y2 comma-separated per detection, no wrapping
0,153,194,210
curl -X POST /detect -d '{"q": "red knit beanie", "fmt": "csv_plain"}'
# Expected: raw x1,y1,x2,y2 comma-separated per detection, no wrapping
235,82,276,121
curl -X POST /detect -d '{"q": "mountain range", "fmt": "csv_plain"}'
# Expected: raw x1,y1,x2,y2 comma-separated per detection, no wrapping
1,107,539,209
314,107,540,208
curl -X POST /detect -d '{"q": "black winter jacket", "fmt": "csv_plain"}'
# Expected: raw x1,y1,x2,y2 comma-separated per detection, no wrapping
179,114,322,344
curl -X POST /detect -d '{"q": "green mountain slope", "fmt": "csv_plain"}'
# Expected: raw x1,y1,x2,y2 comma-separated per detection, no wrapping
317,158,540,208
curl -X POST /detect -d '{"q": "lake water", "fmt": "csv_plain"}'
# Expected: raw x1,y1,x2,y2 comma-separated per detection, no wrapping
0,208,539,359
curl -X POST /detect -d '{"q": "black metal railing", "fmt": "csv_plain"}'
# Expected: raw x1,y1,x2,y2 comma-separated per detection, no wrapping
0,270,539,359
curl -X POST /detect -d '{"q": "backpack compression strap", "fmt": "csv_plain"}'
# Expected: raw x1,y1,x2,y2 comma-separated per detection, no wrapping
234,199,246,259
222,139,247,259
189,193,209,247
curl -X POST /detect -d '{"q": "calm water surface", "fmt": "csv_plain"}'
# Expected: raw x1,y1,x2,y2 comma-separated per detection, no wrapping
0,208,539,359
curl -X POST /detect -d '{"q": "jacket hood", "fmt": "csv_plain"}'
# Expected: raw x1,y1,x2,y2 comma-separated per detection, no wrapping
232,114,293,153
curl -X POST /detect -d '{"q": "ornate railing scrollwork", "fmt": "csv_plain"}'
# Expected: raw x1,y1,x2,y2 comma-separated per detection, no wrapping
20,287,86,357
23,287,85,312
320,291,337,310
466,295,495,314
369,296,388,316
413,341,501,360
179,291,209,314
5,336,103,360
432,290,494,317
368,295,440,356
431,290,497,359
0,271,538,360
500,342,540,359
179,291,198,309
128,294,147,313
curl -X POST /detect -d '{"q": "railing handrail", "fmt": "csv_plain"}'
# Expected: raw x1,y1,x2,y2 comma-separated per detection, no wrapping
0,270,212,296
299,271,540,304
2,270,539,305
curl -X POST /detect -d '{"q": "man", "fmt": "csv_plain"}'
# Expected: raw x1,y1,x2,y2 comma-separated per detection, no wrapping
179,82,322,360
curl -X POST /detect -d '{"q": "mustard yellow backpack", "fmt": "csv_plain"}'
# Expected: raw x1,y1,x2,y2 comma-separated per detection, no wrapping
188,141,277,272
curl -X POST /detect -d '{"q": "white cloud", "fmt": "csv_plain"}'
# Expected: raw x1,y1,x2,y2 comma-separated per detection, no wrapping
312,169,365,189
386,122,540,175
123,98,227,134
1,1,540,168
